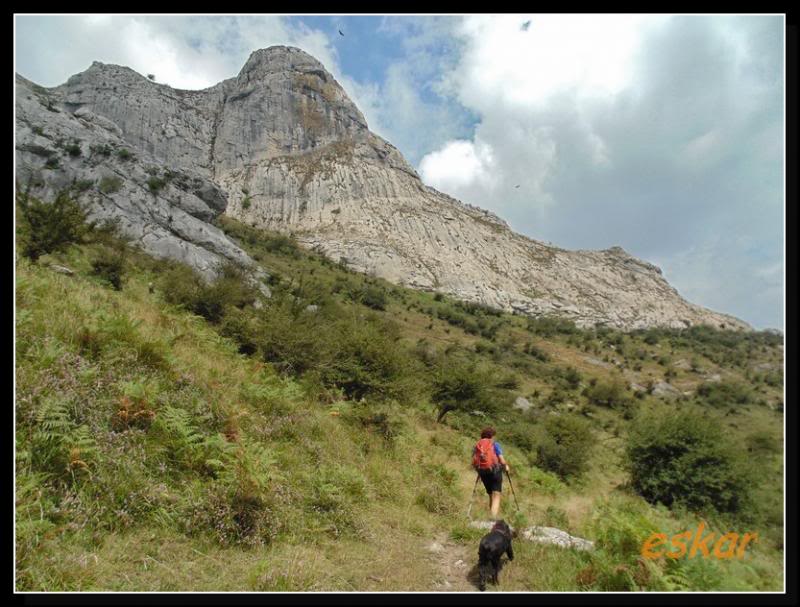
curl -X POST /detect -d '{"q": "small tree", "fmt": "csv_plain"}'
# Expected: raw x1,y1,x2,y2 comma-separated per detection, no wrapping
535,414,594,479
432,358,508,422
16,188,89,262
90,246,126,290
625,408,754,514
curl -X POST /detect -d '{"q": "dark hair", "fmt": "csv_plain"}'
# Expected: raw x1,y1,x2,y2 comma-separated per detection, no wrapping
480,427,496,439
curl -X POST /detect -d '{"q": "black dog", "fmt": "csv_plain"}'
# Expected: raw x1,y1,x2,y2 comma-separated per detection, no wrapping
477,520,516,591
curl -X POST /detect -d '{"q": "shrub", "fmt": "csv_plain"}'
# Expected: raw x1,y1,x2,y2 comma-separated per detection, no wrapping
16,190,89,262
523,341,549,362
696,380,753,408
625,409,754,514
535,414,594,480
117,148,133,160
585,378,636,416
90,246,126,290
357,285,387,311
262,232,301,257
322,316,422,402
64,141,81,157
147,175,167,193
219,307,260,355
98,175,123,194
431,358,510,422
72,178,94,192
90,143,112,156
160,261,257,324
526,315,578,337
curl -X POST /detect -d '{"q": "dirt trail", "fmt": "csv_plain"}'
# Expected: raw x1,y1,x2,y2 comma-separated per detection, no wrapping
426,532,477,592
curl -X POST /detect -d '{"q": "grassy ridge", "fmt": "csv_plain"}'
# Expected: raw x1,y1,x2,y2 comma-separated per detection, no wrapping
15,216,783,591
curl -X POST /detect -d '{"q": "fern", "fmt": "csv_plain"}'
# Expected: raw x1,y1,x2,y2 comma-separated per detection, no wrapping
29,399,96,481
31,398,72,473
158,405,202,467
156,406,234,474
221,443,278,496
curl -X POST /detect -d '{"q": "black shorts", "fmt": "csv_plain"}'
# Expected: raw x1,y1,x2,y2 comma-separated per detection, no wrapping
478,466,503,494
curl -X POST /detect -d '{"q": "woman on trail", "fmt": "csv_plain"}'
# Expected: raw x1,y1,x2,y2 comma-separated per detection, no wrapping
472,426,510,519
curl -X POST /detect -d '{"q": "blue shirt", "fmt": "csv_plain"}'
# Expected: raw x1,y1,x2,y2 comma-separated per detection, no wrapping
493,441,503,457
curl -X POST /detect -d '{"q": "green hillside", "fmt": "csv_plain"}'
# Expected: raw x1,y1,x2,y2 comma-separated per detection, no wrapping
15,201,784,591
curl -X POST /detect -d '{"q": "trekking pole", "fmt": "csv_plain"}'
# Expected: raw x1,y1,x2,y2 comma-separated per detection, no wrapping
466,474,480,519
505,468,520,512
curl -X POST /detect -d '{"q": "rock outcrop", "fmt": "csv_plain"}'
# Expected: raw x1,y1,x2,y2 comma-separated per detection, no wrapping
15,74,264,287
15,46,749,330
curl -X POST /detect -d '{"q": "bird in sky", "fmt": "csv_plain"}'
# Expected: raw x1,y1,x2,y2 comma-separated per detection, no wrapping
521,20,531,31
515,185,520,189
338,29,345,36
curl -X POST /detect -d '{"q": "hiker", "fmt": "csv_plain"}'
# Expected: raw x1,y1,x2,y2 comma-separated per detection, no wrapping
472,426,510,519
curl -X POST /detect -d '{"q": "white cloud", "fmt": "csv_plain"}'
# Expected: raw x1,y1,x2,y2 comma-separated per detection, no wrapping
449,14,663,111
417,14,783,329
418,139,497,191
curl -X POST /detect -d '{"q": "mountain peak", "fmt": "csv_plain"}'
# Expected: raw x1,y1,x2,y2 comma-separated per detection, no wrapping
14,49,751,331
238,45,327,79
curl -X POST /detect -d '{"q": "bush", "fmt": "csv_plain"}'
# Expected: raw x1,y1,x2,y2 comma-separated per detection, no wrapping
526,315,578,337
16,190,89,262
357,285,387,311
523,341,549,362
219,307,260,355
625,409,754,514
72,178,94,192
431,357,511,422
535,414,594,480
323,318,420,401
585,378,636,416
99,175,123,194
261,232,301,257
90,143,112,157
160,261,257,323
147,176,167,193
696,380,753,408
117,148,133,160
90,246,126,290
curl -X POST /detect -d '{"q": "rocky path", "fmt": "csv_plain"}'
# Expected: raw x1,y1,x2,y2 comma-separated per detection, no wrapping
426,533,479,592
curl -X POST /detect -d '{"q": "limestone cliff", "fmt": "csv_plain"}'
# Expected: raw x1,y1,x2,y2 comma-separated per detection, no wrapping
15,46,749,330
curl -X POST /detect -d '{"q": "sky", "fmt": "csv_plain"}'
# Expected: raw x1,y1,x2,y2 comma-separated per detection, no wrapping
14,14,785,330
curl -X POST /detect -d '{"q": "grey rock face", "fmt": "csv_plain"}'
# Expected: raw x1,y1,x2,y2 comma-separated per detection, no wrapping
15,74,266,288
16,46,750,330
